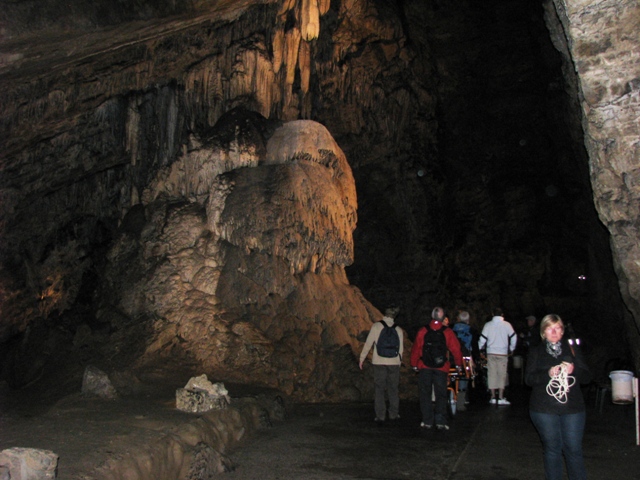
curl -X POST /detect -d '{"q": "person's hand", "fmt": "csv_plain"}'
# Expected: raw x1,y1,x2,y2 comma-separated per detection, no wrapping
563,362,574,374
359,360,364,370
548,365,561,377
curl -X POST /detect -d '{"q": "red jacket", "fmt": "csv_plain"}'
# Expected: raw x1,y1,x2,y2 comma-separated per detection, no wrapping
410,319,464,372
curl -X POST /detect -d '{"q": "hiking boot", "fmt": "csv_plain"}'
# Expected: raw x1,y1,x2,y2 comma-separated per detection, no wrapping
436,424,450,431
497,398,511,406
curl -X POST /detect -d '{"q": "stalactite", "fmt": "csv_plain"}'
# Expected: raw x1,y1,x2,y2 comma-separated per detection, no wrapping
298,40,311,94
301,0,320,41
285,27,302,86
318,0,331,16
256,53,278,117
125,97,140,165
278,0,297,16
272,27,285,74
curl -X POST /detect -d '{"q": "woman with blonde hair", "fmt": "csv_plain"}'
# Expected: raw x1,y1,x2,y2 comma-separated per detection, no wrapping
525,314,591,480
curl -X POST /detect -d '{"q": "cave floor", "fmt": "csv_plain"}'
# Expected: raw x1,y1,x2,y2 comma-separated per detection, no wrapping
224,386,640,480
1,379,639,479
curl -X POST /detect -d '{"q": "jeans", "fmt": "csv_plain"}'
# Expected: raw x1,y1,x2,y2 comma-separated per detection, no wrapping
373,364,400,420
530,410,587,480
418,368,448,426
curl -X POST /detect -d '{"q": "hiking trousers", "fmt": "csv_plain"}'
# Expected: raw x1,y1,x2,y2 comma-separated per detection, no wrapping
373,364,400,420
418,368,448,427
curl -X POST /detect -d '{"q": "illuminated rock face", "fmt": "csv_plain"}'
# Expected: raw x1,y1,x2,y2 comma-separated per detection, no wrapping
102,115,372,401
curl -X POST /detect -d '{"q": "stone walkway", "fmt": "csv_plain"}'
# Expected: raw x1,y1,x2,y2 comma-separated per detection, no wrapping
225,385,640,480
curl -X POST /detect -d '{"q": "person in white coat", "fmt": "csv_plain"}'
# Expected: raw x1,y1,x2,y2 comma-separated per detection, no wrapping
479,307,517,405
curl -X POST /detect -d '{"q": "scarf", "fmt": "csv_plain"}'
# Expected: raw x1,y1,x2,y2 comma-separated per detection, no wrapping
545,340,562,358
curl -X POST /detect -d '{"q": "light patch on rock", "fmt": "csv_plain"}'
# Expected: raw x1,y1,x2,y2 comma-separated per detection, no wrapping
0,447,58,480
176,374,231,413
81,365,118,400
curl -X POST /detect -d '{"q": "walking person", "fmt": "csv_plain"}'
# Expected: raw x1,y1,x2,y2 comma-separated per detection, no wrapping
525,314,591,480
519,315,541,354
410,306,463,430
478,307,517,405
452,310,475,411
359,306,403,423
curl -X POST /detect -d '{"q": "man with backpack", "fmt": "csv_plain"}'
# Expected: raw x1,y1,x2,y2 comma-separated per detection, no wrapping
410,306,464,430
359,306,403,423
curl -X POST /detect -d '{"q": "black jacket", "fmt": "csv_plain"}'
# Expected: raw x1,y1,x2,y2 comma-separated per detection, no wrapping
525,338,591,415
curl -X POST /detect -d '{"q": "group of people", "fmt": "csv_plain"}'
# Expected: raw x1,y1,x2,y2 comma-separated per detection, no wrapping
359,305,591,480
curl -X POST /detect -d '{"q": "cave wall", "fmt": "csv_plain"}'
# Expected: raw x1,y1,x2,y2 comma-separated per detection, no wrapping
548,0,640,367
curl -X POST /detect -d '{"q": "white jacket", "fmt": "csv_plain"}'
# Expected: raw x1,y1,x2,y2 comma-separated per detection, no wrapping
478,316,517,355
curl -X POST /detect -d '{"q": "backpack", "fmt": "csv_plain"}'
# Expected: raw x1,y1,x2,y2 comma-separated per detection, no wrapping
422,325,449,368
376,321,400,358
453,324,472,356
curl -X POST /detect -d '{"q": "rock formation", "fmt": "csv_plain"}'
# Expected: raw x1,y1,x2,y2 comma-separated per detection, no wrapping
100,117,373,401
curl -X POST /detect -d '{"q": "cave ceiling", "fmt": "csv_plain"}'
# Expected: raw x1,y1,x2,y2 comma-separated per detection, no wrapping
0,0,639,399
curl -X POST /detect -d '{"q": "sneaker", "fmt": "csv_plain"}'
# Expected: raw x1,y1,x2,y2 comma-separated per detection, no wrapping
389,415,401,421
436,424,450,431
420,422,432,429
497,398,511,406
374,417,385,423
489,398,497,405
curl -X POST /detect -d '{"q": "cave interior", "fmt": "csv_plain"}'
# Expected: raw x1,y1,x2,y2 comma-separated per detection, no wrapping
0,0,638,409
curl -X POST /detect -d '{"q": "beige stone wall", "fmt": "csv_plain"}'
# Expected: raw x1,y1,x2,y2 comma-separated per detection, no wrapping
549,0,640,363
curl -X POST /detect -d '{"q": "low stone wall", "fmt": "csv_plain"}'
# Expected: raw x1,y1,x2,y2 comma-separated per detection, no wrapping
0,393,286,480
90,396,285,480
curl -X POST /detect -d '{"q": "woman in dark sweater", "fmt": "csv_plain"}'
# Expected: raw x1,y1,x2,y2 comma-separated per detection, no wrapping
525,314,591,480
